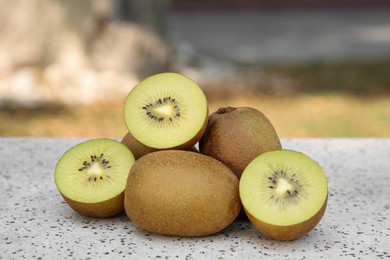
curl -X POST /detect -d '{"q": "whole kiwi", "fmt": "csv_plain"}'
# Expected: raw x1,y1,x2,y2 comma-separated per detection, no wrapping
124,150,241,237
121,132,199,160
121,132,155,160
199,107,282,179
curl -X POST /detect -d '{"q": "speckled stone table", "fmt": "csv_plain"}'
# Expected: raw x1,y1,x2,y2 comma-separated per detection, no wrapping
1,138,389,259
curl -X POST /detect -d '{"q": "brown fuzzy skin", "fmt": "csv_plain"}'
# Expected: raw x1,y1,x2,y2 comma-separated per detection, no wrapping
124,150,241,237
199,107,282,179
121,132,199,160
121,132,156,160
245,196,328,241
61,192,124,218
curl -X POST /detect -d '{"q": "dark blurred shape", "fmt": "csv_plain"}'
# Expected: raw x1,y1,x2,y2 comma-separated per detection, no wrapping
167,5,390,98
171,0,390,11
114,0,171,40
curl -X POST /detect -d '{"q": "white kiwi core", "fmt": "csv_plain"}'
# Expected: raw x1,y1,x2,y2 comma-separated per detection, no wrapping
240,150,328,226
87,162,104,176
275,178,293,196
153,104,175,117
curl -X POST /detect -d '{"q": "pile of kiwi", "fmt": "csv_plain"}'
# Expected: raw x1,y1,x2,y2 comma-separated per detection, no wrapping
54,72,328,241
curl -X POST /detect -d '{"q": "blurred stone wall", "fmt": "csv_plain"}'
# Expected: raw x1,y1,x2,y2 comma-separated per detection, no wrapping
0,0,172,107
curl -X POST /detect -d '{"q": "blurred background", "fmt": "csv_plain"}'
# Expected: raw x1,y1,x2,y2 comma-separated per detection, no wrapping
0,0,389,138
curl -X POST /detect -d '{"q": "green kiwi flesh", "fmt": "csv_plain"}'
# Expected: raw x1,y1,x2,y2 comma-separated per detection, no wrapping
124,150,241,237
200,106,282,179
123,72,208,150
239,150,328,240
54,138,135,218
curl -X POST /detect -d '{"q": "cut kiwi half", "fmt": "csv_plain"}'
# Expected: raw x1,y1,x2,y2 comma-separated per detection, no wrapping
54,138,135,218
239,150,328,241
123,72,208,150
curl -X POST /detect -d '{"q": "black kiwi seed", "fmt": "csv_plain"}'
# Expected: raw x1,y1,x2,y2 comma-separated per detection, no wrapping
267,170,302,201
143,96,181,123
78,154,112,182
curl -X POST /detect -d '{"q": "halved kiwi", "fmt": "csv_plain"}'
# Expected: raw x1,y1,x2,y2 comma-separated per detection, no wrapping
54,138,135,218
239,150,328,241
123,72,208,150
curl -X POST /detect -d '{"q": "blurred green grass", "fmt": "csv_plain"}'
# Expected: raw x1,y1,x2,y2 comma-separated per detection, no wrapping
1,93,389,138
259,60,390,94
1,61,390,137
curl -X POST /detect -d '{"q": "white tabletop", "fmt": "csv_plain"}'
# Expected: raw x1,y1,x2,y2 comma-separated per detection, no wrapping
1,138,389,259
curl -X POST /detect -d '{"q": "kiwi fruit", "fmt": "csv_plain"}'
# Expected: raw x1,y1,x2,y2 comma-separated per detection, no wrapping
123,72,208,150
121,131,199,160
120,131,156,160
124,150,241,237
54,138,135,218
239,150,328,241
199,106,281,179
